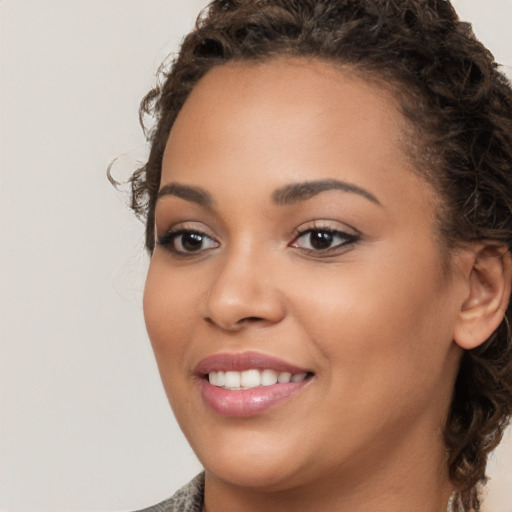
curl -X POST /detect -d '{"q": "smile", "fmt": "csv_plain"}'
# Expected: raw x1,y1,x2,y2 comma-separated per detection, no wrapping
209,369,309,390
195,352,314,416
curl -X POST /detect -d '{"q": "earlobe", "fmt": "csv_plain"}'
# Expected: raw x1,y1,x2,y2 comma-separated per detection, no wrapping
454,245,512,350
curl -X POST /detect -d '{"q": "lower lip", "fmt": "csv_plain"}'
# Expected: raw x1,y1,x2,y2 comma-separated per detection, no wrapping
199,379,310,417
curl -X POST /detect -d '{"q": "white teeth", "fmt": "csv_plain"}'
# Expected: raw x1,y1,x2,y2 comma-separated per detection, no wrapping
224,371,241,388
240,369,261,388
277,372,292,384
208,369,309,390
261,369,278,386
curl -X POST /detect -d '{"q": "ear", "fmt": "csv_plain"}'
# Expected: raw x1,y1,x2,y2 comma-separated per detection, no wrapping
454,244,512,350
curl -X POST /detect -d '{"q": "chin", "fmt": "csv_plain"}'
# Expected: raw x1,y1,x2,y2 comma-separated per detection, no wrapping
190,429,311,491
205,457,304,491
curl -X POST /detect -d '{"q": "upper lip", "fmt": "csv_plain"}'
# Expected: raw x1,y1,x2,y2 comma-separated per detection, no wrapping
194,351,311,375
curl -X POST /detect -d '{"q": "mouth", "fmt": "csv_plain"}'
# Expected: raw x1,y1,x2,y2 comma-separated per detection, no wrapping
208,369,311,390
195,352,314,417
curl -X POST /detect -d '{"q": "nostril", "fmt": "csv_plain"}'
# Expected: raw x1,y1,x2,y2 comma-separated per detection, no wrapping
203,315,264,328
240,316,265,323
203,314,267,331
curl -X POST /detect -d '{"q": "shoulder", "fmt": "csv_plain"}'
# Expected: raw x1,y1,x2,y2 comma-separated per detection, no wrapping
134,473,205,512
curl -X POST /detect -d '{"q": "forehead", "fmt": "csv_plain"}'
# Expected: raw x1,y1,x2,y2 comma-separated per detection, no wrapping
161,57,433,215
163,57,410,182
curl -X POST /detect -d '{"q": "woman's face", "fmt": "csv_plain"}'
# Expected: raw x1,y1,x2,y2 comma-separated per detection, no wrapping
144,58,466,491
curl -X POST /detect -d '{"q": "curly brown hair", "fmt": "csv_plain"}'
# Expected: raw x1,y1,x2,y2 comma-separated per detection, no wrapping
122,0,512,509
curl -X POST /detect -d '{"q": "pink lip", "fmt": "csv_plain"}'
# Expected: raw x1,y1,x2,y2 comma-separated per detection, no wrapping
199,380,310,417
194,351,309,374
194,352,313,417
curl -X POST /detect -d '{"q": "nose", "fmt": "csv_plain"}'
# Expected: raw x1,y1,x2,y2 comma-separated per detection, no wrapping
200,249,286,331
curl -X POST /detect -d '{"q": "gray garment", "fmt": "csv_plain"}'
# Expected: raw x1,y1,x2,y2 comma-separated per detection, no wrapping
136,473,204,512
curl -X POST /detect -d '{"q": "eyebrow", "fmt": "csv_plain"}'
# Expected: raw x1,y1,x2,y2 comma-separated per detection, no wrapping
157,183,214,207
272,179,381,206
157,178,381,208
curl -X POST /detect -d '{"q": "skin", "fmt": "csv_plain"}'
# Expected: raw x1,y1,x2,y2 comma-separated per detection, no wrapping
143,58,479,511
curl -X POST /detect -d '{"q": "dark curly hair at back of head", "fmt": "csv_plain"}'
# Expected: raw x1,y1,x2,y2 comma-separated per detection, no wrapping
119,0,512,509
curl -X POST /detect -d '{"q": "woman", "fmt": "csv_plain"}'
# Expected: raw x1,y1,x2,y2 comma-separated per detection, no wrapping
125,1,512,510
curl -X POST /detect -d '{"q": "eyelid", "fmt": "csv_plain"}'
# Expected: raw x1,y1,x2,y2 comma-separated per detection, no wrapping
291,219,360,239
289,221,360,254
155,220,217,239
155,222,220,255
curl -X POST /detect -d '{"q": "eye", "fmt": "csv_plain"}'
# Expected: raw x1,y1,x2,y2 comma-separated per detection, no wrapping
290,227,357,252
157,229,219,254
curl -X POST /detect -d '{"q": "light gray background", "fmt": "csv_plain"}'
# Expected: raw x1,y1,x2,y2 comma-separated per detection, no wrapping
1,1,511,511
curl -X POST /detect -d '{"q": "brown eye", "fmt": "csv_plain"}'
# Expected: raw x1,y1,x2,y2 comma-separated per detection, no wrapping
179,232,206,251
309,231,334,250
157,229,219,254
291,228,357,252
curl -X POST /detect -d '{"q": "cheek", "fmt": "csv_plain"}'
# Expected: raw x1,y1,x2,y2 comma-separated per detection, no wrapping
288,246,456,388
143,258,201,366
287,267,456,440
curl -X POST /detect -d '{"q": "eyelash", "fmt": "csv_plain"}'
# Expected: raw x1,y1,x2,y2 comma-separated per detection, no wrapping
290,225,359,255
156,225,359,256
156,229,219,255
